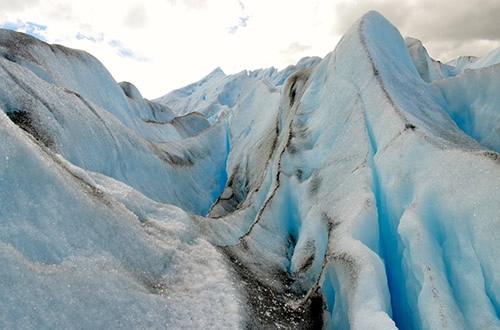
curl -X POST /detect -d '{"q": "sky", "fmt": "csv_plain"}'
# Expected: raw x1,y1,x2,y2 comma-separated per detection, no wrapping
1,0,499,99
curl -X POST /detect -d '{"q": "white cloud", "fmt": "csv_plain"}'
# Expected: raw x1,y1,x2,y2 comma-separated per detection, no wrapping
123,4,148,29
0,0,498,98
0,0,38,12
166,0,208,9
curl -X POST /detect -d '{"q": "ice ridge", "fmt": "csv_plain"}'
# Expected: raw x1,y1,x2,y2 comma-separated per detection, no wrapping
1,10,499,330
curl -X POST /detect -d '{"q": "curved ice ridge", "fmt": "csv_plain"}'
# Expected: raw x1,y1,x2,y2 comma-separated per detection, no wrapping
0,10,499,330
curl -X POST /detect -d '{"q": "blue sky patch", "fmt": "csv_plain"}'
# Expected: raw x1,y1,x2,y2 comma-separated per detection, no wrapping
108,39,150,62
239,16,249,27
1,21,48,41
76,32,98,42
227,15,250,34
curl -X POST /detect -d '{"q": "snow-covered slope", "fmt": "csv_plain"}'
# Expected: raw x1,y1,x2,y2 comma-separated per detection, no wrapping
0,110,242,328
447,47,500,72
1,10,499,330
405,37,457,82
0,29,210,143
0,30,228,215
468,47,500,69
434,63,500,152
154,56,321,123
446,56,478,72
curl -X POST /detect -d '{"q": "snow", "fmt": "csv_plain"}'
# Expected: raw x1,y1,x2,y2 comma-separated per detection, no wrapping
0,28,208,143
154,56,322,123
446,56,478,72
405,37,457,82
468,47,500,69
0,49,228,214
1,10,499,330
434,64,500,152
443,45,500,74
0,110,242,329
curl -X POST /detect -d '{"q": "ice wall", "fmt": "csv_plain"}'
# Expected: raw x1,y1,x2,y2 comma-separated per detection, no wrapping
0,32,228,214
0,110,242,328
1,10,499,330
200,11,500,329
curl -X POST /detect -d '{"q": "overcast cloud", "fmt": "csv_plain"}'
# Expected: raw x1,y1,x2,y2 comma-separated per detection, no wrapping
0,0,38,12
124,5,148,29
333,0,500,60
0,0,498,98
281,42,312,63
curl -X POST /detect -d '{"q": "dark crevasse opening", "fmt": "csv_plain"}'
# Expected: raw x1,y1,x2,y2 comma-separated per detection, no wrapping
283,181,302,275
373,169,416,329
221,177,325,328
322,272,336,314
360,100,417,329
448,107,475,138
220,120,231,188
369,146,417,328
323,268,349,330
206,120,232,216
370,148,419,329
287,233,297,272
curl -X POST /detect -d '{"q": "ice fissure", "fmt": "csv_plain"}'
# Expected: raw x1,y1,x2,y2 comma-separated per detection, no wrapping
357,20,414,328
1,10,499,330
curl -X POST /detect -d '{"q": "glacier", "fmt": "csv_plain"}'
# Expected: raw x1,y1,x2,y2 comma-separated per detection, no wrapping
1,10,499,330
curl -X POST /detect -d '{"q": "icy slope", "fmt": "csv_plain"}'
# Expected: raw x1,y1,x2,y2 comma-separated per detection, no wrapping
404,36,500,152
446,47,500,72
196,11,500,329
446,56,478,72
434,64,500,152
1,10,500,330
154,56,321,122
0,31,228,214
468,47,500,69
0,29,208,142
0,110,242,328
405,37,457,82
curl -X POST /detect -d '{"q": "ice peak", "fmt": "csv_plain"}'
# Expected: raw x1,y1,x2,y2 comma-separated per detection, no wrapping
208,66,225,77
1,10,499,330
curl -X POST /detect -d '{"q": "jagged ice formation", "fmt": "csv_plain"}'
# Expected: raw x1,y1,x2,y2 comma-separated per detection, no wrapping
1,11,499,330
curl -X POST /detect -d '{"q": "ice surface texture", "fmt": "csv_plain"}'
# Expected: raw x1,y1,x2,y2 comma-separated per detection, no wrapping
1,10,499,330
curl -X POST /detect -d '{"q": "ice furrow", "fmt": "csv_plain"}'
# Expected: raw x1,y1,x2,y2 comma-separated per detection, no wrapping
1,10,499,330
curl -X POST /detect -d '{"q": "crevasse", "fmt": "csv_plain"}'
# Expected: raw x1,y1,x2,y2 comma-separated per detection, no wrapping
1,10,499,330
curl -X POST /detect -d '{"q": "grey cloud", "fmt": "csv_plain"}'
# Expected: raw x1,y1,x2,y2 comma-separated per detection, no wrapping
0,0,38,12
280,42,313,65
183,0,208,8
331,0,500,60
165,0,208,9
124,5,148,29
402,0,500,42
332,0,409,34
420,39,500,62
47,3,74,22
284,42,312,54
